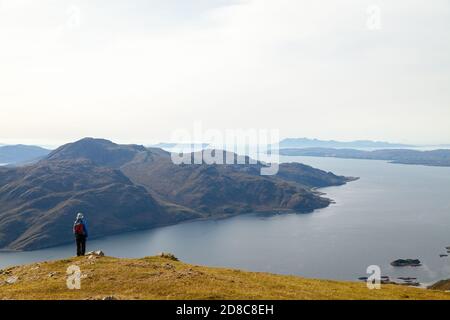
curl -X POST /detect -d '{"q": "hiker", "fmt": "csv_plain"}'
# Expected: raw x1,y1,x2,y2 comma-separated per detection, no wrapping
73,212,88,256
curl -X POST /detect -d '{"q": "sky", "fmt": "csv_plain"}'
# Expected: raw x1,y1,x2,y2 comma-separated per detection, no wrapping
0,0,449,146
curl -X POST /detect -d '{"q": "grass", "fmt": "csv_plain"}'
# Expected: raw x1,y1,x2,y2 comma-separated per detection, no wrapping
1,255,449,300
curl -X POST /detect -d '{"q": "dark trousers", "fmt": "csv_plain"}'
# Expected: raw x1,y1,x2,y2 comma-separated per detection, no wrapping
75,236,86,256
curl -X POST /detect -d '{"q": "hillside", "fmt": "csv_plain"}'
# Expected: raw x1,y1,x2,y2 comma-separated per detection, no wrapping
121,148,351,215
0,254,449,300
0,159,198,250
0,138,354,251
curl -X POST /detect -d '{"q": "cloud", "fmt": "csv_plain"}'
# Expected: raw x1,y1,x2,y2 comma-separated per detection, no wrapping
0,0,449,144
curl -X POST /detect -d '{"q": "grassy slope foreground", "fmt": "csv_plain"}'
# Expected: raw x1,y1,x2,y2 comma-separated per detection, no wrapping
1,255,449,300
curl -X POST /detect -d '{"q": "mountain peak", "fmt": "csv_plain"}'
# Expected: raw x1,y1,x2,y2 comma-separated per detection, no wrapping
46,138,147,168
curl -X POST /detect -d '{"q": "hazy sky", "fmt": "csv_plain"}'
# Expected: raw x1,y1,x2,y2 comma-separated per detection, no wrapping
0,0,449,146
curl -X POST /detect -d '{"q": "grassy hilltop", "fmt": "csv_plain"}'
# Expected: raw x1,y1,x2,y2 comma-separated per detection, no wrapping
1,255,450,300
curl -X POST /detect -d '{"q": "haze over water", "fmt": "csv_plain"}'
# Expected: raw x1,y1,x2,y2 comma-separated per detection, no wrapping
1,156,450,285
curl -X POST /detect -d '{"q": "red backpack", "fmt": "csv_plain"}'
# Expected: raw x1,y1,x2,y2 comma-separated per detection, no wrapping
74,222,85,235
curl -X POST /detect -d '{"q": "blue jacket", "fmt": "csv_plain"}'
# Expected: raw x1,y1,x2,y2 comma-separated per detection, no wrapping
73,218,88,238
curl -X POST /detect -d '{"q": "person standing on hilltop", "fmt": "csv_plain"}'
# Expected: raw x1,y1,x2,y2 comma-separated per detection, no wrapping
73,213,88,256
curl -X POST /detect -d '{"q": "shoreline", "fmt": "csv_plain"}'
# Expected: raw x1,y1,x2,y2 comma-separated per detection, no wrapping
0,207,327,253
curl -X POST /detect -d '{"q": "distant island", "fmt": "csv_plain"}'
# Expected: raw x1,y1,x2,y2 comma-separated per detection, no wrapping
277,138,415,149
277,148,450,167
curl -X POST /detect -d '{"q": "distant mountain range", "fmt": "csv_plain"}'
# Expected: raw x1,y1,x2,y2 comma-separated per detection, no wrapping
0,145,51,165
278,148,450,167
0,138,354,251
277,138,415,149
